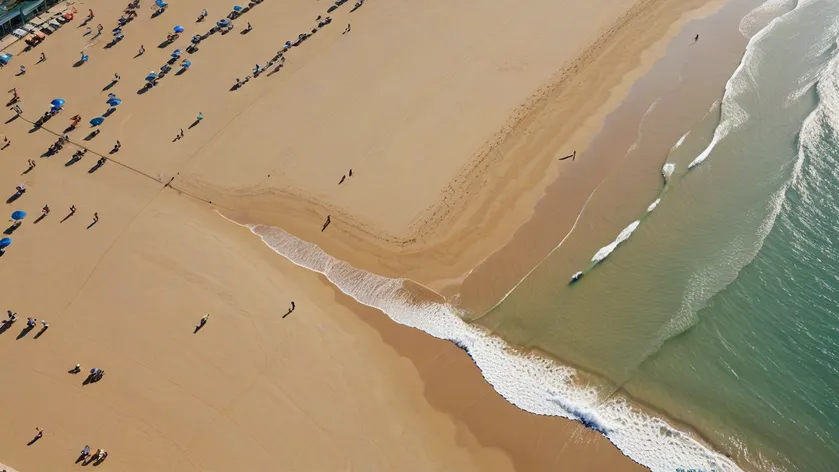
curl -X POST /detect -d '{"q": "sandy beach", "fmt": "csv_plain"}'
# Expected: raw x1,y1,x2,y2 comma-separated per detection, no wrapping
0,0,732,470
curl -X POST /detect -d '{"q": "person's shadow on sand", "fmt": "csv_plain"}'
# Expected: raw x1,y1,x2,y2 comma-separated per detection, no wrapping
26,433,42,446
16,324,35,339
0,320,13,335
33,325,48,339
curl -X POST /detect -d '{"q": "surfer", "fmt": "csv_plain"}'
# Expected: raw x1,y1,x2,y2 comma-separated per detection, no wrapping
570,271,583,284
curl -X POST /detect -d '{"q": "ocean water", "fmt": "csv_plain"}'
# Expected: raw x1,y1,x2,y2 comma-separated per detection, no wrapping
478,0,839,470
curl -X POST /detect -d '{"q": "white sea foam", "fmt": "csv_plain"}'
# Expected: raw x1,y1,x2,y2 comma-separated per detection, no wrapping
662,163,675,182
591,221,641,263
647,198,662,213
224,217,741,472
673,131,689,150
689,5,793,171
740,0,798,38
688,135,720,169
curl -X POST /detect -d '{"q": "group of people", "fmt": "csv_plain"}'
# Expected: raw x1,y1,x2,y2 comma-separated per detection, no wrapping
78,445,108,465
2,311,48,332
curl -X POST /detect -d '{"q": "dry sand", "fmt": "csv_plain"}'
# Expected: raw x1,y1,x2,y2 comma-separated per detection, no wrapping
0,0,723,469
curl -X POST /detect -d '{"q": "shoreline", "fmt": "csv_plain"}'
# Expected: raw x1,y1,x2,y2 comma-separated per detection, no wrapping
235,0,772,470
244,220,741,472
207,0,734,298
459,0,762,315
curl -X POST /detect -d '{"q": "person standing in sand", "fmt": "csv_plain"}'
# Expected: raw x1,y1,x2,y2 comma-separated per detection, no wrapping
321,215,331,232
194,313,210,332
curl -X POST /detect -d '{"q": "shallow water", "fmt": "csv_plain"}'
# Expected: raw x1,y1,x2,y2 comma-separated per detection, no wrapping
479,0,839,470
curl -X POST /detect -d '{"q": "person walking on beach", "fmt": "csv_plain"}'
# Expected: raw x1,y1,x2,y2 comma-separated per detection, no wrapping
39,52,46,62
138,44,145,55
321,215,331,232
349,169,353,177
283,301,296,318
694,33,700,43
42,205,50,216
18,65,25,75
338,174,346,184
30,427,43,444
196,111,203,123
27,159,35,170
113,73,120,82
194,313,209,333
343,23,351,34
92,212,99,223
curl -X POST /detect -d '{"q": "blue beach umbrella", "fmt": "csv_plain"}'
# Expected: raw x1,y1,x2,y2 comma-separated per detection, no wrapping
181,60,191,68
233,5,243,11
10,211,26,220
145,71,158,82
171,49,181,58
217,18,230,27
107,98,122,107
50,98,65,108
173,25,184,33
90,117,105,126
155,0,166,6
0,238,12,249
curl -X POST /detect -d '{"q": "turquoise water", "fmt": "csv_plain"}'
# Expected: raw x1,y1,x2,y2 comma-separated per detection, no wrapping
479,0,839,470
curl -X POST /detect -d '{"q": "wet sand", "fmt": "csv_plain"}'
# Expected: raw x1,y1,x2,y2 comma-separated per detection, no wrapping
459,0,759,314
